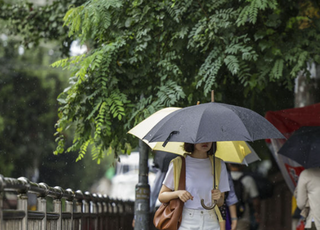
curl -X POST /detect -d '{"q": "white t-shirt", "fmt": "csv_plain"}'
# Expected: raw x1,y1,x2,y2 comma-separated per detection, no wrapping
163,155,230,210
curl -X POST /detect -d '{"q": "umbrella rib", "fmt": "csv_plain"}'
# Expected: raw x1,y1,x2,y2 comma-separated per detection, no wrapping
226,106,254,141
194,107,208,143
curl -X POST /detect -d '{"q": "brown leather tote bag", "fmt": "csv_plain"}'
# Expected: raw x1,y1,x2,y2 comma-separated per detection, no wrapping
153,157,186,230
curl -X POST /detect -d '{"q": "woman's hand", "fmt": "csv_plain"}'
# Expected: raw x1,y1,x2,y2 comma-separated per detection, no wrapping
211,189,224,207
211,189,222,200
159,185,193,203
177,190,193,202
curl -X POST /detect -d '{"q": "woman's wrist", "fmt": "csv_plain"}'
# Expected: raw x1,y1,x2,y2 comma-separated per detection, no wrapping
216,197,224,206
231,217,238,221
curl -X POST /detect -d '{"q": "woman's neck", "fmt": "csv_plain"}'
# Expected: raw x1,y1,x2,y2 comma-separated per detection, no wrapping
190,149,208,159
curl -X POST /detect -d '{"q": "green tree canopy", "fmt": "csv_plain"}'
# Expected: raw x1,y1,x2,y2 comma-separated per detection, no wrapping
2,0,319,162
0,0,85,55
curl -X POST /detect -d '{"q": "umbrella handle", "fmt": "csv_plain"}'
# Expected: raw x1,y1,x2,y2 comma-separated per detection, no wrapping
200,153,218,210
200,199,216,210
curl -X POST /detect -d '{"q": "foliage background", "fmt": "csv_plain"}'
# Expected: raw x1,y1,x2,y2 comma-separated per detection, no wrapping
1,0,320,181
52,0,312,160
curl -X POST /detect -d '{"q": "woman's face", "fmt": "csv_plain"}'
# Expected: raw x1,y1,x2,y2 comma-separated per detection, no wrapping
194,142,212,153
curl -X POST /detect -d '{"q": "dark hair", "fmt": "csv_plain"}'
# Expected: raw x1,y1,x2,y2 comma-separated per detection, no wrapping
184,143,194,153
183,142,217,155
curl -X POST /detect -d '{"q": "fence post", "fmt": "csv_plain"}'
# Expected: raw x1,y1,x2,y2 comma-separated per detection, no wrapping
117,200,122,229
89,192,98,230
38,183,49,230
53,186,64,230
75,190,84,230
83,191,91,230
0,175,4,230
113,199,119,229
118,200,125,229
96,194,103,230
102,195,109,230
17,177,29,230
106,197,111,229
65,188,75,230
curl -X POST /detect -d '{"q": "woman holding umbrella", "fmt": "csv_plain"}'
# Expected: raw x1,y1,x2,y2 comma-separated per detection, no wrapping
158,142,230,230
128,101,283,229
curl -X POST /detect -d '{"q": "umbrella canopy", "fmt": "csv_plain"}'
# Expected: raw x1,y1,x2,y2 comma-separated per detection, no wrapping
128,107,180,140
278,126,320,168
143,102,284,145
224,142,261,165
149,141,252,164
128,103,267,210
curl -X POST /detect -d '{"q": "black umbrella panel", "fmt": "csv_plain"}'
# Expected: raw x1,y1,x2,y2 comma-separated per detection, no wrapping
143,102,285,145
278,126,320,169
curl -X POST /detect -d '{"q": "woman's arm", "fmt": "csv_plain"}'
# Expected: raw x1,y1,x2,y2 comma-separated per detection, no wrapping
297,172,308,210
228,204,238,230
158,184,193,203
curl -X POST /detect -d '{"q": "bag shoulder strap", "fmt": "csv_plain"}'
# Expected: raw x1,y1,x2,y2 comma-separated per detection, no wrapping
179,157,186,190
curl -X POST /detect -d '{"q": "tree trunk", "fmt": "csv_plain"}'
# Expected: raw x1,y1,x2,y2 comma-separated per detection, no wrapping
295,63,320,107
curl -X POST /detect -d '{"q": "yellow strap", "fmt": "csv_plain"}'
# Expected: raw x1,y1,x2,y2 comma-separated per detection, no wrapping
214,205,224,222
209,155,221,189
171,156,182,191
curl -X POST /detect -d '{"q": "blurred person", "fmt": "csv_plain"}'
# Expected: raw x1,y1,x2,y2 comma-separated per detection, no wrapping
228,163,260,230
132,151,177,229
225,172,239,230
296,168,320,230
218,171,239,230
150,151,178,212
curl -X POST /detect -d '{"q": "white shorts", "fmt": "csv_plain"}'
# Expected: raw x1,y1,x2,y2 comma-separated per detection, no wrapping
179,208,220,230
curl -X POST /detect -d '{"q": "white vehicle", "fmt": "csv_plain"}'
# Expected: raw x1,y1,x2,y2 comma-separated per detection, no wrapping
110,152,156,201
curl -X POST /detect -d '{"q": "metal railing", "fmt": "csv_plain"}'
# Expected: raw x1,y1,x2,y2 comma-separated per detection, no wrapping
0,175,135,230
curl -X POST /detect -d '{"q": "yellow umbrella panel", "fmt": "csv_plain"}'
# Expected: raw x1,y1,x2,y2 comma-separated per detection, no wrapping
149,141,252,164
